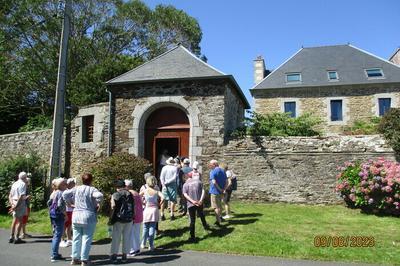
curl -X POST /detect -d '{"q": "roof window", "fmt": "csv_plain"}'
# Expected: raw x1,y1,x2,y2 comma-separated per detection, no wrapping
365,68,384,78
286,73,301,83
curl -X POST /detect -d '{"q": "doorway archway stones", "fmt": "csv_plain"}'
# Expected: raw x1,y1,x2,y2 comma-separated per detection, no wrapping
129,96,203,163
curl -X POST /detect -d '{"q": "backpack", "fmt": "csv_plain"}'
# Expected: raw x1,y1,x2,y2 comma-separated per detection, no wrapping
231,176,238,191
115,191,135,223
49,193,63,219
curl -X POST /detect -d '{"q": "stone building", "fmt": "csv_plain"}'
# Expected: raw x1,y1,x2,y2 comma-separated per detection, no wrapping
70,44,249,176
389,47,400,66
251,45,400,134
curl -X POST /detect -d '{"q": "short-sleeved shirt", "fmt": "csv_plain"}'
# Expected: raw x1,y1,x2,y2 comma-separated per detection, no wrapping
10,179,26,201
182,178,203,208
209,167,227,195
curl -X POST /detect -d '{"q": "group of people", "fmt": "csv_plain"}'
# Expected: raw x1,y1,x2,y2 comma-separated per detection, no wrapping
7,158,237,265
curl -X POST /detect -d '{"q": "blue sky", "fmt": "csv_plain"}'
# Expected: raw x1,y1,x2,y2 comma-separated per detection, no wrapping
146,0,400,107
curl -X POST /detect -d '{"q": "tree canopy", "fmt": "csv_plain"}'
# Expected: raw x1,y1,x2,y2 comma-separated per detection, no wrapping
0,0,203,134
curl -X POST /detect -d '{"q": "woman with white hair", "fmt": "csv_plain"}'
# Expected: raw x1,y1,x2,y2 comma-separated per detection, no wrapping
63,173,103,266
140,175,164,251
47,177,67,262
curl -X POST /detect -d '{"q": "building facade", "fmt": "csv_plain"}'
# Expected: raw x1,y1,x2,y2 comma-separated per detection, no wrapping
70,45,249,176
251,45,400,134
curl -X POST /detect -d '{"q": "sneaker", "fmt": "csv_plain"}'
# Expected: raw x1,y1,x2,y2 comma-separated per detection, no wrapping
161,215,166,221
140,243,145,249
214,221,221,227
109,254,117,263
59,240,68,248
121,254,127,263
14,238,26,244
81,260,91,266
51,254,63,262
220,216,225,222
8,236,14,243
148,245,155,251
70,258,80,265
222,215,231,219
128,250,140,257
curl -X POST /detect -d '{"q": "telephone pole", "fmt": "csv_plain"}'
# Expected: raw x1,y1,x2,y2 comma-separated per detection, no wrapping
49,0,72,179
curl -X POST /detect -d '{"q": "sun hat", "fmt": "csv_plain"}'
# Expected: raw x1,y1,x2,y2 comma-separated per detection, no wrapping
166,157,175,165
192,161,199,169
183,158,190,165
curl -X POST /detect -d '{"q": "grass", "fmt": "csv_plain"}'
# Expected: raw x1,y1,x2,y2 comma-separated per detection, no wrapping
1,202,399,265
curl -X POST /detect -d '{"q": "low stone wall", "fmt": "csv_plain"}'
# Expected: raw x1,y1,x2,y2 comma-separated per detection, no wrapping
0,129,54,165
222,135,395,204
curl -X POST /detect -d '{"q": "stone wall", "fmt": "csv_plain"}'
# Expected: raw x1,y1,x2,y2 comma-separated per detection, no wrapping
224,84,245,142
221,135,395,204
70,103,109,177
0,129,54,165
253,83,400,134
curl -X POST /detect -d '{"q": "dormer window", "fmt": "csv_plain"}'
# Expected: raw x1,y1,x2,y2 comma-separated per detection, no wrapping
286,73,301,83
365,68,384,78
327,71,338,81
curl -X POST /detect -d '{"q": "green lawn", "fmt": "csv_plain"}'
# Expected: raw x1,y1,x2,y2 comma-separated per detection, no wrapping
1,202,399,265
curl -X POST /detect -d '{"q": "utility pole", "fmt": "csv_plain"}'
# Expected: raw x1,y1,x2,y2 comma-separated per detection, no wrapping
49,0,72,179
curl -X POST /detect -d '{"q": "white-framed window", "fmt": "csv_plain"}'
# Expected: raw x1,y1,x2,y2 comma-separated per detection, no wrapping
365,68,384,79
373,93,397,117
286,73,301,83
280,98,300,118
326,97,348,125
327,71,339,81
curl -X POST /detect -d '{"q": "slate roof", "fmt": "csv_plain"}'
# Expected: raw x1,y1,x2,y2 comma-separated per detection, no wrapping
251,44,400,92
106,44,249,108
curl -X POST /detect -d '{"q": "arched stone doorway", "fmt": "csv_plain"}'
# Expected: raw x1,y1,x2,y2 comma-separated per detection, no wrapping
144,106,190,176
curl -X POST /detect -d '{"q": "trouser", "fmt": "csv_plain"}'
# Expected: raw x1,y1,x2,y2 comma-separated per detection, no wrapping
188,205,208,239
142,222,156,248
111,222,132,255
72,222,96,261
130,222,141,252
51,216,65,257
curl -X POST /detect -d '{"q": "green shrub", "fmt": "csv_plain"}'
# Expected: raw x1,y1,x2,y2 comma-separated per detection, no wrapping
343,117,381,135
378,108,400,153
19,114,52,132
0,152,47,213
91,153,151,214
230,111,321,138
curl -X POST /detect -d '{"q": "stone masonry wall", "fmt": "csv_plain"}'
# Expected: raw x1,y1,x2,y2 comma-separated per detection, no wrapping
222,135,395,204
0,129,54,165
70,103,109,178
224,84,245,141
253,83,400,134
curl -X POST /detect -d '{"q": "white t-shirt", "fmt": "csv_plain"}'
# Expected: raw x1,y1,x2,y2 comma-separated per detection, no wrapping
10,179,26,201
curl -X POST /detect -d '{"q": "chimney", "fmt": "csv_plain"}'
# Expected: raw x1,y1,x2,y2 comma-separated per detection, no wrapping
389,47,400,65
254,55,266,84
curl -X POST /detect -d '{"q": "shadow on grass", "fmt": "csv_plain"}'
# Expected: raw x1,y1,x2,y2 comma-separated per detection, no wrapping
92,238,112,245
231,212,263,218
158,226,189,239
89,249,182,265
227,218,259,225
159,224,235,250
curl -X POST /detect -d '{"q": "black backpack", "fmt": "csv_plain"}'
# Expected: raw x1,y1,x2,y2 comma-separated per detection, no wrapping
115,191,134,223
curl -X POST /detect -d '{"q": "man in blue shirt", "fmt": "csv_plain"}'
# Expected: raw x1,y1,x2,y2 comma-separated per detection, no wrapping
208,159,227,226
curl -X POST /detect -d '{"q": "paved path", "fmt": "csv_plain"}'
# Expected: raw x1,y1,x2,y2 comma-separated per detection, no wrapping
0,229,371,266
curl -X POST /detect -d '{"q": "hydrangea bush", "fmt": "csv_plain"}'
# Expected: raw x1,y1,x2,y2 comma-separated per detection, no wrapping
336,158,400,215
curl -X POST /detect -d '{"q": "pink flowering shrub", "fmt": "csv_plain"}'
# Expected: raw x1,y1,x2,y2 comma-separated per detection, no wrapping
336,158,400,215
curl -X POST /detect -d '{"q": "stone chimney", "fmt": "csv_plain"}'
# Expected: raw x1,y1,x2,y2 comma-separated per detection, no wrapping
254,55,266,85
389,47,400,65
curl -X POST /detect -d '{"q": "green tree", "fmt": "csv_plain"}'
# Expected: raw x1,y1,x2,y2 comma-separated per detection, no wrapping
0,0,203,134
